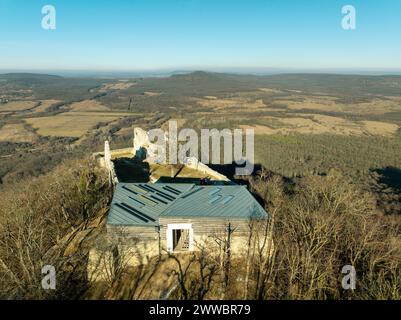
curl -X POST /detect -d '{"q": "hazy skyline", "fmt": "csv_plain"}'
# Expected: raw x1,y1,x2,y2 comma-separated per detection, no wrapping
1,0,401,72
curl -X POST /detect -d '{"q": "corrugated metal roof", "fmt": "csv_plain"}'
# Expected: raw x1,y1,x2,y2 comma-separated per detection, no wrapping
161,185,267,219
107,183,193,227
107,183,268,227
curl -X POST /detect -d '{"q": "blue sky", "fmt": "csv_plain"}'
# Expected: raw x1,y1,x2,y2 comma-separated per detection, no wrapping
0,0,401,72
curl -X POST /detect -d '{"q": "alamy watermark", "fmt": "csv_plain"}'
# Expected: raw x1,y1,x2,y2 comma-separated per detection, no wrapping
41,5,56,30
342,5,356,30
144,121,255,176
41,265,56,290
40,4,357,32
341,265,356,290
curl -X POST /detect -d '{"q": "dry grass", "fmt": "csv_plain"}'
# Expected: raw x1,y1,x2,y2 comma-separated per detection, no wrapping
25,112,126,137
361,120,400,136
194,97,266,111
0,101,37,112
274,95,401,115
68,111,131,117
258,88,284,94
308,115,362,135
99,82,135,92
115,127,133,137
161,118,187,131
69,100,110,112
0,124,36,143
240,115,400,137
32,100,61,112
240,124,276,135
144,91,162,97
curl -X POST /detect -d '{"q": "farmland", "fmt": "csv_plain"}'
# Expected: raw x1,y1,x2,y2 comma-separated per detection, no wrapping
0,123,36,143
0,72,400,208
25,111,127,137
0,100,38,112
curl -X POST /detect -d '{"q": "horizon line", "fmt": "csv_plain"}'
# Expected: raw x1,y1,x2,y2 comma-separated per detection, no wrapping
2,67,401,77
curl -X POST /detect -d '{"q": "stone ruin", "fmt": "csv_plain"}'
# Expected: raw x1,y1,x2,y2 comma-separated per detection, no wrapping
94,127,230,184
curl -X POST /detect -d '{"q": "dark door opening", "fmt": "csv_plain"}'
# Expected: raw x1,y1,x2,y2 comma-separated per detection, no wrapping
173,229,190,251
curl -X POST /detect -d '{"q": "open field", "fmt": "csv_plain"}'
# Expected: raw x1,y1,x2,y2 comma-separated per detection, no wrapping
193,96,266,111
32,100,62,113
0,100,38,112
258,88,285,94
24,112,126,137
238,115,399,137
192,93,401,117
274,95,401,115
143,91,162,96
160,118,187,131
99,82,136,92
0,123,36,143
69,100,110,112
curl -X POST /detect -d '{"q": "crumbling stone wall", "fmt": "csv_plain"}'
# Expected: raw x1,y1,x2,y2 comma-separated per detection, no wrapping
133,128,150,158
132,127,230,181
183,157,230,181
104,141,119,185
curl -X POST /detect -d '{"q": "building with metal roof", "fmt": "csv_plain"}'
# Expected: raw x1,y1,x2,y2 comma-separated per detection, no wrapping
107,183,192,227
107,182,268,253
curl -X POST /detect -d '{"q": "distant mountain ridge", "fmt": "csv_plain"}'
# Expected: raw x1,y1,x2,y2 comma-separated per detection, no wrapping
1,71,401,97
0,73,62,80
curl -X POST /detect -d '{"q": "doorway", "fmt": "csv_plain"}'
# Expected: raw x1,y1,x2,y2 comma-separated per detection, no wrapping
167,224,193,253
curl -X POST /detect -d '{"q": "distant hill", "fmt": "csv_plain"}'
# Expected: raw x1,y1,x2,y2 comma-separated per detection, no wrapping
144,71,401,96
2,71,401,100
0,73,62,80
0,73,105,102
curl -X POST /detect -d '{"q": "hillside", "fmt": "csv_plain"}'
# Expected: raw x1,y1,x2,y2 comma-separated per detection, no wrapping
0,157,400,299
0,71,401,299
